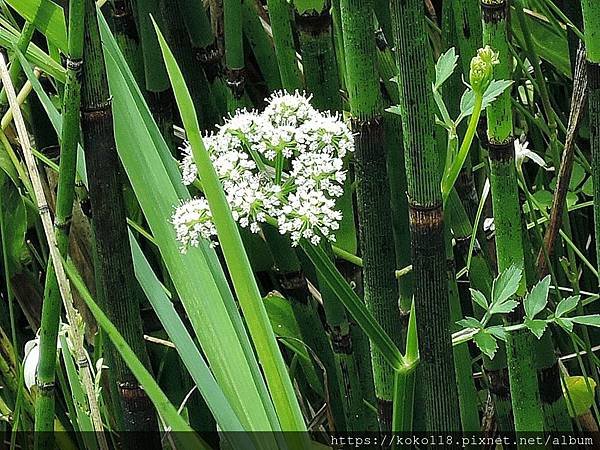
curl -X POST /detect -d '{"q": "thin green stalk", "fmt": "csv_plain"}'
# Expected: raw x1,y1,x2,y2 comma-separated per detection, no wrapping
223,0,247,110
481,0,544,435
294,0,341,111
0,21,35,110
136,0,175,147
390,0,460,432
267,0,303,91
339,0,403,429
582,0,600,299
111,0,145,85
34,0,86,445
82,0,159,443
159,0,219,127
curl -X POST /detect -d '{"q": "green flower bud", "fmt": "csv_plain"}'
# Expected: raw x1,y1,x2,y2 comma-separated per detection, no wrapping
469,46,500,94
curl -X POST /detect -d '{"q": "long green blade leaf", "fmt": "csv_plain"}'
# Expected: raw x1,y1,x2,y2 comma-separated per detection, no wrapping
152,17,309,438
5,0,67,51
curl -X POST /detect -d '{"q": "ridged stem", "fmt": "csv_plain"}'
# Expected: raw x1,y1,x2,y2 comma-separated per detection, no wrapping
390,0,460,431
340,0,403,429
582,0,600,294
482,0,544,434
34,0,85,444
82,1,159,444
267,0,303,91
223,0,247,109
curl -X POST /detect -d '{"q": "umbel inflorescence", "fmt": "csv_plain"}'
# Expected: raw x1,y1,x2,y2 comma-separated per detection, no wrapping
172,91,354,251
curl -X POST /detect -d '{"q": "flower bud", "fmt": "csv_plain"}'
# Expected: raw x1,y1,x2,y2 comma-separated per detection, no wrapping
469,46,500,94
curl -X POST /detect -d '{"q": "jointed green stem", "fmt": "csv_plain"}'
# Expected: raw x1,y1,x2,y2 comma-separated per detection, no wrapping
34,0,86,444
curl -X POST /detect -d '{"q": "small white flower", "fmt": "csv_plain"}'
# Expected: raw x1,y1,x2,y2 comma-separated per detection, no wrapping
173,91,353,250
514,136,551,172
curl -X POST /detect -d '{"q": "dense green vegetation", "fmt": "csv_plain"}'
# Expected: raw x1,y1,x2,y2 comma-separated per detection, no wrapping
1,0,600,448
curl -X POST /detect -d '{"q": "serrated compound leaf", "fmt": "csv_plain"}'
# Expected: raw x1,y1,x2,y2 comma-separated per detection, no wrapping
570,315,600,328
481,80,514,109
555,295,580,318
492,264,522,306
457,317,482,329
490,299,519,315
524,275,551,319
470,288,488,310
473,330,498,359
487,326,507,341
460,89,475,117
459,80,513,117
555,317,574,333
524,318,548,339
435,47,458,89
563,376,597,417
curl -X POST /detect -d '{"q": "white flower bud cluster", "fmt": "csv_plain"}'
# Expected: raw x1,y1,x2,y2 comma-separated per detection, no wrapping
172,91,354,251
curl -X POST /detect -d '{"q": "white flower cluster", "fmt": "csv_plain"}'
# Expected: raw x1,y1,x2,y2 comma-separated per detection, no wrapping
172,91,354,251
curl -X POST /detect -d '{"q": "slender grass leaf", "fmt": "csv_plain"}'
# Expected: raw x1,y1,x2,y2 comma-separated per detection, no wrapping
100,21,280,436
17,51,87,186
152,18,309,439
5,0,67,51
0,24,65,82
58,335,98,448
264,293,323,395
130,233,261,449
300,241,405,370
97,13,282,436
63,259,208,447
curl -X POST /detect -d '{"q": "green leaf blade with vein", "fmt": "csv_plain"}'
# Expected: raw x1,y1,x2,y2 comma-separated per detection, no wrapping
130,232,253,438
63,259,207,447
473,330,498,359
524,318,548,339
5,0,67,52
300,241,405,371
151,17,309,438
470,289,488,310
98,13,281,436
570,315,600,328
